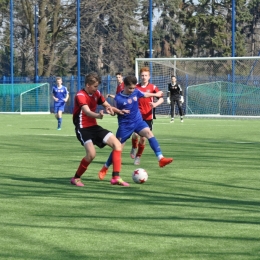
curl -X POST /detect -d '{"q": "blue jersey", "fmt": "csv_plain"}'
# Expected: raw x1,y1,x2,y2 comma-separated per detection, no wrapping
114,89,145,125
52,85,69,104
114,89,149,143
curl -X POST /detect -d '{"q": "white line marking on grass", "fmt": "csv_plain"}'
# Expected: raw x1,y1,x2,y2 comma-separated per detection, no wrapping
35,134,75,137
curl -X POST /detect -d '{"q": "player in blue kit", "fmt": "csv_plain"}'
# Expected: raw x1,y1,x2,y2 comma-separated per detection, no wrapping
52,77,69,130
98,75,173,181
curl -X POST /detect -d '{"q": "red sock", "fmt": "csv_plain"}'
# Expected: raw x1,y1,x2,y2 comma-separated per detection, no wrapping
132,137,138,149
136,144,145,157
75,158,90,177
112,150,122,173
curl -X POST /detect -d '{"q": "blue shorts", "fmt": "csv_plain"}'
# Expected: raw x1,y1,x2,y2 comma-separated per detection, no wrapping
54,103,65,113
116,120,149,143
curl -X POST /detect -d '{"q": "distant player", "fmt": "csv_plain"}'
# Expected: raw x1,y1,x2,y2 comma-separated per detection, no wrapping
98,75,173,181
106,72,124,99
71,72,128,187
52,77,69,130
130,67,164,165
167,75,184,123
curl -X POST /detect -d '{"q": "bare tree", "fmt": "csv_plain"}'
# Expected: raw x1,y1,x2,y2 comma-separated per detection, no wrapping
16,0,77,77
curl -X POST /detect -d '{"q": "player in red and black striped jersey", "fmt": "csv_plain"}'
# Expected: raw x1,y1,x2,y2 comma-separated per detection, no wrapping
71,72,129,187
130,67,164,166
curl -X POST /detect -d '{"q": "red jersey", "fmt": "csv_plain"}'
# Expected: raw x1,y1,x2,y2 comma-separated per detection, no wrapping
136,83,160,120
73,89,106,128
116,82,124,94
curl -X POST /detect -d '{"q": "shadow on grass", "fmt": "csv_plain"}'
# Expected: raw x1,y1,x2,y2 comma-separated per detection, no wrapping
1,173,260,216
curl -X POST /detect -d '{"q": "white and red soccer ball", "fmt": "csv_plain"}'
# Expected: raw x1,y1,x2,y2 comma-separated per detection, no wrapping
132,168,148,184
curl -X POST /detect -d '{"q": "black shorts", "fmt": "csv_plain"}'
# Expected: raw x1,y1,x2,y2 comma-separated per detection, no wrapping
144,120,153,131
75,125,112,148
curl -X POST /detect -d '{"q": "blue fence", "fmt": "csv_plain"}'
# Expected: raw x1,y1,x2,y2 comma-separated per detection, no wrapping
0,75,119,113
1,75,260,114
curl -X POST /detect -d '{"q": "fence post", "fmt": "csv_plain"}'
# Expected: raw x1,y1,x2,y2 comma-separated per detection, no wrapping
70,75,74,113
107,74,111,94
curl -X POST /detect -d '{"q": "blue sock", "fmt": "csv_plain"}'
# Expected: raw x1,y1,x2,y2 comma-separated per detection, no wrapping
148,137,162,157
58,118,62,128
105,152,113,168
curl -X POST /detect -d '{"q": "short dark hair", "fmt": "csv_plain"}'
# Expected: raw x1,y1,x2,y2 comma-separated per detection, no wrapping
124,75,137,86
116,72,122,76
171,75,176,78
85,72,101,85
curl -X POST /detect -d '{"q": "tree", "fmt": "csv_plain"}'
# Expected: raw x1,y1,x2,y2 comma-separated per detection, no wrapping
79,0,140,75
15,0,77,77
152,0,185,57
247,0,260,56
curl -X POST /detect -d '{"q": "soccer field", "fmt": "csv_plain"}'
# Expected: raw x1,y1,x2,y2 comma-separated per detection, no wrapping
0,114,260,260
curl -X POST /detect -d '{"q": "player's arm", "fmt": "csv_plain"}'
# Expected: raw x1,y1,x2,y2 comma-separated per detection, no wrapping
152,97,164,108
110,106,130,115
64,92,69,102
167,83,171,104
106,94,115,99
52,88,58,101
178,85,184,103
82,104,104,119
101,100,115,116
178,84,183,96
143,91,163,98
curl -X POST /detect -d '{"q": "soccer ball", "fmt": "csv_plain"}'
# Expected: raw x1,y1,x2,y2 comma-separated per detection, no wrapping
132,168,148,184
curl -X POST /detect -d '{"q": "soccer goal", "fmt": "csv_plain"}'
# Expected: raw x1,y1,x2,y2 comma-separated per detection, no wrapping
135,57,260,118
0,83,50,114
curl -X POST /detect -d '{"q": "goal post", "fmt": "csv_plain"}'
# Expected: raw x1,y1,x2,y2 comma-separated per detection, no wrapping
135,57,260,118
0,83,50,114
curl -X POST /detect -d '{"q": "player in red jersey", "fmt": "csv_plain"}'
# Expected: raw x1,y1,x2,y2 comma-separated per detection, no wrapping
107,72,124,99
130,67,164,165
71,72,129,187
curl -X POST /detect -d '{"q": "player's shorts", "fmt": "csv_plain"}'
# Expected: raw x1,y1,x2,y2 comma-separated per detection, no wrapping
54,103,65,113
144,119,153,131
116,120,149,144
75,125,112,148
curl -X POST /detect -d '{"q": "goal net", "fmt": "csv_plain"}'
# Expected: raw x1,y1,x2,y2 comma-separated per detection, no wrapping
0,83,50,114
135,57,260,118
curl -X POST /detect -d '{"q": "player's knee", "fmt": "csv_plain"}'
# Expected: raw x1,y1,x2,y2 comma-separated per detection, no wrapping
113,140,122,151
86,153,95,162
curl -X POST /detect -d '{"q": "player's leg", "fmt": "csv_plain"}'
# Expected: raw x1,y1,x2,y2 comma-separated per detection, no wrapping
98,142,126,180
134,120,152,165
138,124,173,168
105,135,129,186
99,125,132,183
71,140,95,186
177,100,184,122
130,132,139,159
134,136,145,165
170,99,175,123
57,104,65,130
53,104,59,129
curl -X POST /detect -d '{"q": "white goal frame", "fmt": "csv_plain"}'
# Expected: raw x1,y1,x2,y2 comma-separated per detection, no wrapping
0,83,50,115
135,57,260,119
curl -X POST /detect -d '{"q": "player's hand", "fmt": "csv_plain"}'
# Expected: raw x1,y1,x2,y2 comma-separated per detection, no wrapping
120,109,130,114
98,110,104,119
106,106,115,116
180,96,184,103
149,102,156,108
167,97,171,104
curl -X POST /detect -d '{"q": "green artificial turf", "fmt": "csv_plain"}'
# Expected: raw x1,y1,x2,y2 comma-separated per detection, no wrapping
0,114,259,260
